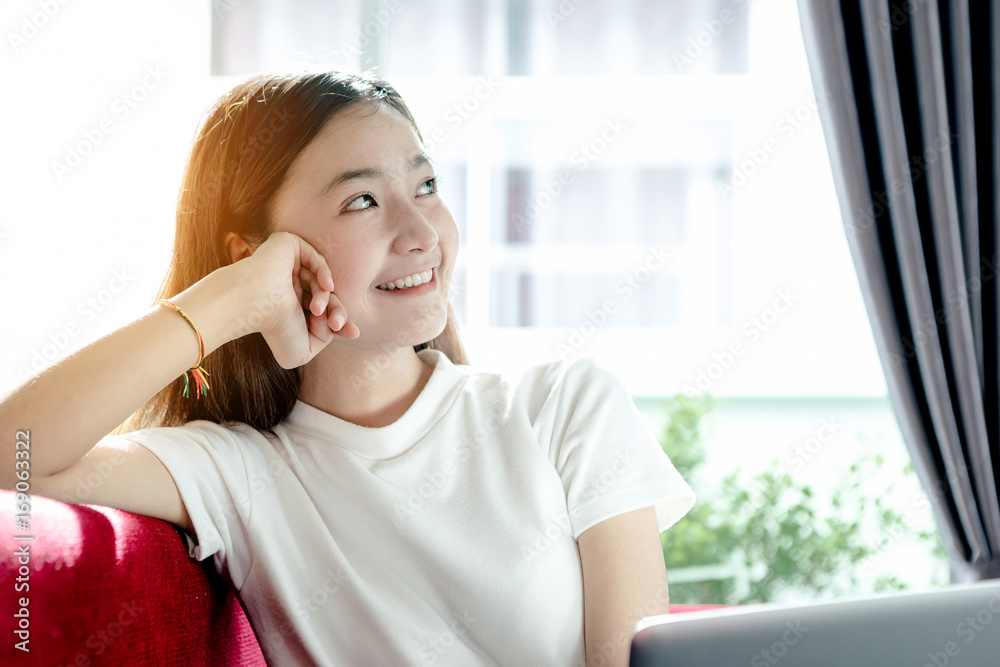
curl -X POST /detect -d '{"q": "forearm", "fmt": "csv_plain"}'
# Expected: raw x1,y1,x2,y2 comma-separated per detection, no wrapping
0,263,251,486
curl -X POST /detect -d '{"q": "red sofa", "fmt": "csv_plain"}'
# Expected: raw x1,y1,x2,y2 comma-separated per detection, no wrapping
0,489,265,666
1,489,717,665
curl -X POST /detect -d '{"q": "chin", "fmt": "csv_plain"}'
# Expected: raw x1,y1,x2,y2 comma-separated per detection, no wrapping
412,317,448,348
364,314,444,349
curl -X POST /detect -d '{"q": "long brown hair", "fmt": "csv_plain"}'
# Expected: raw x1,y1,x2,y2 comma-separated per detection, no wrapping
114,71,467,435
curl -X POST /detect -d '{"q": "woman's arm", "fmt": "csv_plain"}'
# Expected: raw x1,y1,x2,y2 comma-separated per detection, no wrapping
0,232,347,524
0,264,257,529
1,263,249,482
578,506,671,667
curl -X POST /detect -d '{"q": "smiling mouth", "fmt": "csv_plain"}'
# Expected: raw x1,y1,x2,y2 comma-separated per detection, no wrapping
376,269,434,291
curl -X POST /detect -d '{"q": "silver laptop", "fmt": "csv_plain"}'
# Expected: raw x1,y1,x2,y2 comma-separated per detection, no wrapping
630,581,1000,666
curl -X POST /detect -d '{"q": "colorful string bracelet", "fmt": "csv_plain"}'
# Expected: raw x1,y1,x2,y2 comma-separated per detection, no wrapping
156,298,211,399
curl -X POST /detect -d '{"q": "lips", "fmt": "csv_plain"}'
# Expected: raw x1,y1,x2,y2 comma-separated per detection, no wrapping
376,268,434,291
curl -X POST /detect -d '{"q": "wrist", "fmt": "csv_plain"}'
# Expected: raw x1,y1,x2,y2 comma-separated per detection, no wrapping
171,264,254,355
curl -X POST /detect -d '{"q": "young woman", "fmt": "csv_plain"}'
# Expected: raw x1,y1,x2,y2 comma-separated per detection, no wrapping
0,71,694,666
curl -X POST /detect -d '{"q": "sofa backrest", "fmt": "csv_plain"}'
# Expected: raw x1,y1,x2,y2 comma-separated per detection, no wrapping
1,489,265,666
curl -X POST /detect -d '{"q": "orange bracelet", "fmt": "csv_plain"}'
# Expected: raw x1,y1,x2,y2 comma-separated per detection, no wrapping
157,298,211,399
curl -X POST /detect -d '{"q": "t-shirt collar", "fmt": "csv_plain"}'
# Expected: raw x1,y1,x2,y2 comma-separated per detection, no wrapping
281,349,468,459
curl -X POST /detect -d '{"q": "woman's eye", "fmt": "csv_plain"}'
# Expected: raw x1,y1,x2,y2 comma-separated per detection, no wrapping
417,177,438,196
344,193,376,212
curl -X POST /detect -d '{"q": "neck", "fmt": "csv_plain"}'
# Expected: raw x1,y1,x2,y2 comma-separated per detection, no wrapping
297,343,433,428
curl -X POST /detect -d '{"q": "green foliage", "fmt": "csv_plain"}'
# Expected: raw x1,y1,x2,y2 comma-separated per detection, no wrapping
658,394,948,605
658,393,713,476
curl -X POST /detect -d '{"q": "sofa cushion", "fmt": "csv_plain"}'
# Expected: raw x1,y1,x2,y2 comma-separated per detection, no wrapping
0,489,264,666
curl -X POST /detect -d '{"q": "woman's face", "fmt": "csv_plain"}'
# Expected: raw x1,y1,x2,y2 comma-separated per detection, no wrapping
269,103,459,351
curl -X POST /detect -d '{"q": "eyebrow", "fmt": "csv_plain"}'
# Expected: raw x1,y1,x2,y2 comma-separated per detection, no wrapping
320,153,433,198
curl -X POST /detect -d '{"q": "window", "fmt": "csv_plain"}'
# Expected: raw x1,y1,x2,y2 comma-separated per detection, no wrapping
3,0,944,600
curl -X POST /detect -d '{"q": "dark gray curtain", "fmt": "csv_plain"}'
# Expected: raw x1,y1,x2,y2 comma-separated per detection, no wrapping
797,0,1000,581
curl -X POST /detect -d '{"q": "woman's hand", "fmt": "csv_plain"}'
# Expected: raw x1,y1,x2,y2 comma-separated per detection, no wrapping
234,231,359,369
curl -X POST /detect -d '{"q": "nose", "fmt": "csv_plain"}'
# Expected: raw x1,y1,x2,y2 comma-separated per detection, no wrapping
391,200,439,254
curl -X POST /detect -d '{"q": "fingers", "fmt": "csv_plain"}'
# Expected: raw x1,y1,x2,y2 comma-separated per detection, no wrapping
324,296,357,337
297,237,335,292
298,265,327,316
337,321,361,339
299,275,357,337
294,237,336,318
298,267,356,337
306,310,336,345
285,232,358,338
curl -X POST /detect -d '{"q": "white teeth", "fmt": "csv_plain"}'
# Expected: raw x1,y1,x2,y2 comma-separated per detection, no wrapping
378,269,434,291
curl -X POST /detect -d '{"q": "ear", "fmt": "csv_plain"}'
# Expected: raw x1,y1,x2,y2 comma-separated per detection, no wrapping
224,231,255,265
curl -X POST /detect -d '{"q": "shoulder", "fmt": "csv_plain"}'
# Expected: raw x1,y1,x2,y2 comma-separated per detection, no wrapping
142,418,265,442
115,418,272,463
520,355,626,408
444,352,625,422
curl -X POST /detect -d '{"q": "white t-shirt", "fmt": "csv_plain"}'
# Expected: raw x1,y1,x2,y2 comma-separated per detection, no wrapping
110,350,695,666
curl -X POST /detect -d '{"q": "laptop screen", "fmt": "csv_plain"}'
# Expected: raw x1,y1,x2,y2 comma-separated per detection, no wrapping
630,581,1000,666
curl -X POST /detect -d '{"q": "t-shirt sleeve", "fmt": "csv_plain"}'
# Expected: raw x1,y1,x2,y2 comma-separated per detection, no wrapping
534,358,696,539
97,420,256,585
